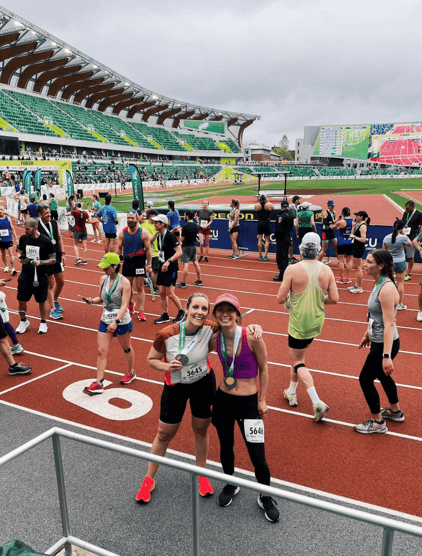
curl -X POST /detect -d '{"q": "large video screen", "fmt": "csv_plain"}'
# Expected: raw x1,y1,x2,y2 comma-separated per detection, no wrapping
312,122,422,165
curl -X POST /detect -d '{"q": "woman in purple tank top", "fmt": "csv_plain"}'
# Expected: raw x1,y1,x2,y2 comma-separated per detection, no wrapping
209,293,279,523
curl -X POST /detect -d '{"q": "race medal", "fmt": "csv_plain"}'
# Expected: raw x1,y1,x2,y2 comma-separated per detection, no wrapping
175,353,189,366
51,239,56,245
32,281,39,287
224,376,237,389
106,304,113,311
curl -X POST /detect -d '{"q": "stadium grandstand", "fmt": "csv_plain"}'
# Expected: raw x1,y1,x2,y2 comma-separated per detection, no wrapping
0,6,258,181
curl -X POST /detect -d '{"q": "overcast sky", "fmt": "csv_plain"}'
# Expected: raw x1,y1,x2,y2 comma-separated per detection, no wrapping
2,0,422,149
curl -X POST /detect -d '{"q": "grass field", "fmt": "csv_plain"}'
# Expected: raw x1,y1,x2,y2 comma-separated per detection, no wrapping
59,176,422,212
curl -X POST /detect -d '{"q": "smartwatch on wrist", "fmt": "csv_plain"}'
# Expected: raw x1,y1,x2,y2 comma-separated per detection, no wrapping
115,319,121,325
383,354,391,359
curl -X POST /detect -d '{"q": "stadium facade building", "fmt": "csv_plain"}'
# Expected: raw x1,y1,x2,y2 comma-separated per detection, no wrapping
243,143,283,163
0,7,259,161
296,122,422,167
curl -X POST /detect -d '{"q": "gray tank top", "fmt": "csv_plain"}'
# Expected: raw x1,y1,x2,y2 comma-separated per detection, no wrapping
367,277,398,343
100,274,131,325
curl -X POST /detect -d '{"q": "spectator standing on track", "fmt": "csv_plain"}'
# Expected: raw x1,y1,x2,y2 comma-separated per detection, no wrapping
97,194,119,254
82,253,135,394
16,218,56,335
402,200,422,281
228,199,241,259
288,195,301,262
117,211,152,322
273,200,293,282
0,205,18,275
141,209,160,295
65,194,76,239
276,232,338,421
317,199,339,264
152,214,184,324
0,280,24,355
176,210,202,289
167,200,181,245
67,202,89,266
37,205,66,320
412,233,422,322
210,294,279,522
348,211,370,294
196,200,214,262
332,207,354,284
254,194,274,261
383,220,411,311
354,250,404,434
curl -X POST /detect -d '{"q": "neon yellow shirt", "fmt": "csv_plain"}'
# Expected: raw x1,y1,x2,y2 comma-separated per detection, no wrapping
141,220,158,257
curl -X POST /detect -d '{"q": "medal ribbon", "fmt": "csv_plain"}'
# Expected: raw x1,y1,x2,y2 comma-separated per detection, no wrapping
158,229,167,259
178,321,202,360
220,326,242,378
105,274,121,306
405,210,415,226
40,220,54,241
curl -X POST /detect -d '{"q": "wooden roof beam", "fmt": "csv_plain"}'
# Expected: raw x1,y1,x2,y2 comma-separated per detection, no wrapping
172,111,195,128
17,57,68,89
98,92,133,112
85,86,123,109
1,49,54,85
112,96,145,116
157,107,181,125
127,101,157,119
142,104,169,122
33,63,81,93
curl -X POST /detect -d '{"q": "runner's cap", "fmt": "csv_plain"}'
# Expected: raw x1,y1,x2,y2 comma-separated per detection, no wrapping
327,200,335,206
147,201,154,207
98,252,121,268
214,293,241,316
281,200,289,207
301,201,311,208
354,211,369,219
152,214,168,225
300,232,321,249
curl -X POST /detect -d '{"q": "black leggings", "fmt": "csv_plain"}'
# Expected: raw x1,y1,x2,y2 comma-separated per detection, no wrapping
212,389,271,486
359,338,400,415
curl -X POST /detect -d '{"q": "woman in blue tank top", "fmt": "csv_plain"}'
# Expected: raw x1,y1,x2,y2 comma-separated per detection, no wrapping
354,250,404,435
332,207,354,284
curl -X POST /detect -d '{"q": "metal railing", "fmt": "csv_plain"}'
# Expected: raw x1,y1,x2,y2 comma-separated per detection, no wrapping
1,427,422,556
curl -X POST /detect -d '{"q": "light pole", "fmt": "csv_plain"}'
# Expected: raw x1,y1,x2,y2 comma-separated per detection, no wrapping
281,171,290,198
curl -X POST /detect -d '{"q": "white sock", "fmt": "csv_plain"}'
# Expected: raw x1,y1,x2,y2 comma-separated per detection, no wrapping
286,381,298,395
307,386,320,406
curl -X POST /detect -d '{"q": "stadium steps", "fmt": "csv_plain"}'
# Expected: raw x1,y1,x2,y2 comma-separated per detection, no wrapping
0,89,57,137
218,141,231,153
222,139,242,153
0,115,17,133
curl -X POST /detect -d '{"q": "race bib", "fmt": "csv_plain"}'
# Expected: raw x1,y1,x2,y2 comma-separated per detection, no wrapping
200,220,208,228
26,245,40,260
135,268,145,275
244,419,265,443
158,252,165,263
0,229,9,237
102,309,119,325
404,227,411,235
180,361,208,383
368,318,374,336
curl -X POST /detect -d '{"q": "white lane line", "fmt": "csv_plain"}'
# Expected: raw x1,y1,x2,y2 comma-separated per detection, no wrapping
382,194,406,212
0,363,72,396
1,398,422,526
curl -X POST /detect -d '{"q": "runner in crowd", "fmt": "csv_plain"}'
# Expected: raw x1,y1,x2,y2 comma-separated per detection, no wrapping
196,200,214,262
167,200,181,245
332,207,354,284
16,218,56,335
411,233,422,322
48,193,59,221
37,205,66,320
66,202,89,265
152,214,185,324
117,210,152,322
348,211,370,294
0,205,18,275
97,194,119,253
176,210,202,289
276,232,338,421
382,220,411,311
88,194,103,244
14,188,28,225
65,194,76,239
135,292,262,504
82,252,135,394
210,293,279,522
317,199,339,264
254,193,274,261
401,200,422,281
0,304,31,376
228,199,241,260
141,209,160,295
354,250,404,434
27,197,38,220
273,200,293,282
288,195,301,262
296,202,316,260
0,280,24,356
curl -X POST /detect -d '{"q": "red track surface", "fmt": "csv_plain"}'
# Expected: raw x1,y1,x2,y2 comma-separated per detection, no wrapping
396,190,422,206
1,211,422,519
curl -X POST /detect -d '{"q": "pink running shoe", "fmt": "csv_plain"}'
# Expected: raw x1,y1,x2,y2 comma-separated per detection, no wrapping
138,311,146,321
136,477,155,503
121,371,136,385
199,476,214,497
128,301,136,315
83,381,104,395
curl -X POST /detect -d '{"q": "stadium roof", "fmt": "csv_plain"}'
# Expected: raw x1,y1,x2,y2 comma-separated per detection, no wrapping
0,6,259,142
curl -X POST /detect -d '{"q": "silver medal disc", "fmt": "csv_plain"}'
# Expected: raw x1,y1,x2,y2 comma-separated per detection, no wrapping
175,353,189,366
51,239,56,245
32,281,39,288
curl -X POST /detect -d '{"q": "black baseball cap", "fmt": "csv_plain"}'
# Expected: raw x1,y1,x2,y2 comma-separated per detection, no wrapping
354,210,368,219
281,200,289,207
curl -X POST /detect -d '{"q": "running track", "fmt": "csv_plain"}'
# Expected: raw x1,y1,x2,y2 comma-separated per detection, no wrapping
1,221,422,520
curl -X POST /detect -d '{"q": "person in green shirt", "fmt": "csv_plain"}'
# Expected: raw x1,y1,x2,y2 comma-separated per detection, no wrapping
295,202,316,261
141,209,159,294
276,232,338,422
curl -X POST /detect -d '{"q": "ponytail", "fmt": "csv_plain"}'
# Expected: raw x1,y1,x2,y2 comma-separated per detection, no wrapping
392,219,405,244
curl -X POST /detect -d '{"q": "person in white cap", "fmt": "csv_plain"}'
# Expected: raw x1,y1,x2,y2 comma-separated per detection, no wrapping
295,202,316,260
276,232,339,421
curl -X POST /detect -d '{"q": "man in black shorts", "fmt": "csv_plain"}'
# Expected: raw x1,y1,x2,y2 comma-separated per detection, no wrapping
16,218,56,335
273,200,294,282
117,210,152,322
317,199,339,264
176,210,203,288
37,204,66,320
402,200,422,280
152,214,184,324
254,194,274,261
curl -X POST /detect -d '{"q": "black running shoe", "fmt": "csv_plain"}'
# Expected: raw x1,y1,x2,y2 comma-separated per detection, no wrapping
194,280,203,286
173,310,185,323
176,282,187,288
257,495,280,522
218,484,240,507
154,313,170,324
198,256,204,262
204,257,208,262
9,363,32,376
